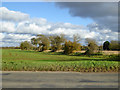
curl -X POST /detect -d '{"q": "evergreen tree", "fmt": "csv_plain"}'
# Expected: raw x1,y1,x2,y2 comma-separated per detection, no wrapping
103,41,110,50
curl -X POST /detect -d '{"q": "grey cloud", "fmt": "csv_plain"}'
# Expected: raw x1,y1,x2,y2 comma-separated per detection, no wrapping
56,2,118,32
87,23,112,33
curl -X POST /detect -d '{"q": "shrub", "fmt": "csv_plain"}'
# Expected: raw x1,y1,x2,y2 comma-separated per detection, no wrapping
20,41,33,50
85,38,99,55
64,40,81,55
64,40,74,54
109,40,120,51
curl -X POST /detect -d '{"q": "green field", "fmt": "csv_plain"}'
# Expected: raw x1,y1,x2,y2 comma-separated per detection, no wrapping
1,49,119,72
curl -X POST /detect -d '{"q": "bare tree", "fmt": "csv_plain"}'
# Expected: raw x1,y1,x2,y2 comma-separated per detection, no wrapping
73,34,81,43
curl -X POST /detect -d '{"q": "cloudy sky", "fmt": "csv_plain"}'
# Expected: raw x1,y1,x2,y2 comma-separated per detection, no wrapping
0,2,119,47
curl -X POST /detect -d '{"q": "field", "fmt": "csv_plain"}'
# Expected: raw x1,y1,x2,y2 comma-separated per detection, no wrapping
1,49,119,72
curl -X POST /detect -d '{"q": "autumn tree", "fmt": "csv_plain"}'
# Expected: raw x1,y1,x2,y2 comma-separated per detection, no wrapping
73,34,81,51
64,40,74,55
64,34,81,54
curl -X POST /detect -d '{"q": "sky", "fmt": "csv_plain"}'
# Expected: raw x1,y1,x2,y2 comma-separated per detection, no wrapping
2,2,93,25
0,2,119,47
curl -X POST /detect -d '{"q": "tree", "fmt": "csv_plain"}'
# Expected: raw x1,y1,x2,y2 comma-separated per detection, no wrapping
20,41,33,50
72,41,81,51
103,41,110,50
64,40,74,55
31,38,37,46
49,34,66,52
109,40,120,50
63,34,81,54
31,38,38,50
85,38,98,55
36,34,50,51
73,34,81,43
81,45,87,50
98,45,103,51
73,34,81,51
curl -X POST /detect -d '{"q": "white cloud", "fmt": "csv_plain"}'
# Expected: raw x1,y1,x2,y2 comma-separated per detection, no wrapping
0,33,5,39
87,23,118,42
0,33,5,41
16,21,51,34
30,18,47,25
0,7,118,46
1,42,20,47
0,7,29,22
2,33,36,47
0,21,16,33
0,33,5,47
5,33,34,40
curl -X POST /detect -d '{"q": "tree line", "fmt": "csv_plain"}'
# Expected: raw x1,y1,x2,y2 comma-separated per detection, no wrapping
20,34,120,55
103,41,120,51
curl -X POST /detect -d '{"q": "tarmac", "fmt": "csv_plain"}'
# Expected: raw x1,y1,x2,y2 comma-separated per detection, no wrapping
1,71,119,88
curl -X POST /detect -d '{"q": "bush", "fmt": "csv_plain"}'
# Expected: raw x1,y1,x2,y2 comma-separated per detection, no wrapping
72,41,81,51
109,40,120,51
64,40,81,55
51,46,58,52
64,41,74,54
85,38,99,55
20,41,33,50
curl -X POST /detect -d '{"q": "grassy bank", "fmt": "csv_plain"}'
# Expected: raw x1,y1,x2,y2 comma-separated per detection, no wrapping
2,49,119,72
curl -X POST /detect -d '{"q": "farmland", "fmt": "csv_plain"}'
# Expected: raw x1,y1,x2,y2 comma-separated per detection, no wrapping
1,49,119,72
